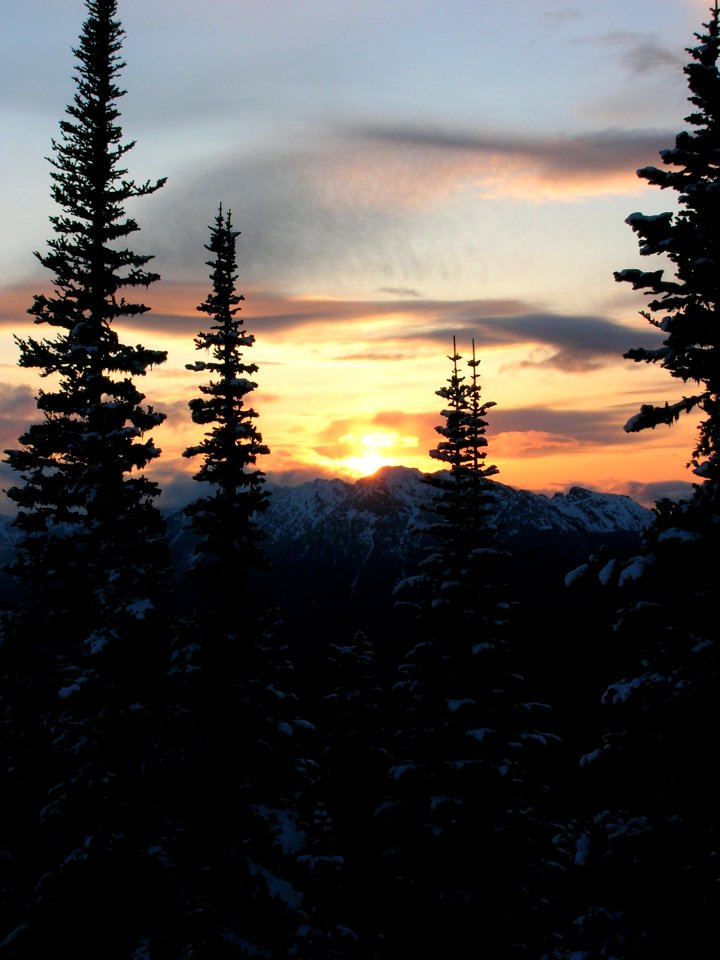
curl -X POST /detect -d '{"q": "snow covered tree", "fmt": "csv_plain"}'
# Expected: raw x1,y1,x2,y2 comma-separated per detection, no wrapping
556,498,720,957
3,0,169,630
182,204,270,600
614,0,720,484
149,208,321,957
383,341,558,958
158,611,320,958
0,3,172,955
557,9,720,955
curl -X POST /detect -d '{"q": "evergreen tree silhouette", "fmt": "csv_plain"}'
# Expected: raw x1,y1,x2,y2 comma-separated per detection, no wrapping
560,7,720,955
0,3,172,956
384,340,556,959
420,336,501,611
159,208,318,957
4,0,168,633
614,0,720,483
182,204,270,603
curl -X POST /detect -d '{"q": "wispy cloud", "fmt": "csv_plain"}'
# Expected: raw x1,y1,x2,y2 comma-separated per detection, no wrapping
377,286,422,298
388,306,661,372
114,120,672,294
335,123,672,198
137,290,667,374
489,406,633,449
543,6,584,25
597,31,684,75
1,278,661,375
190,290,662,374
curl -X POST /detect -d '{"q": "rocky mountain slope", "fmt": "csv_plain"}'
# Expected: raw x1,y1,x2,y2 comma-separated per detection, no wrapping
221,466,649,616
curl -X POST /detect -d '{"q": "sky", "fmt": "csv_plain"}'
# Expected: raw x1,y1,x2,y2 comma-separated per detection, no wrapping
0,0,713,510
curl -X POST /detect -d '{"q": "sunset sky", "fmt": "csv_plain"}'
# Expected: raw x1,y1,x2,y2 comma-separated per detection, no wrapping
0,0,713,510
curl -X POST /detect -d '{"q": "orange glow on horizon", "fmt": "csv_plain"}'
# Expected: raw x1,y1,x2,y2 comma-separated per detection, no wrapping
0,276,702,508
334,428,420,477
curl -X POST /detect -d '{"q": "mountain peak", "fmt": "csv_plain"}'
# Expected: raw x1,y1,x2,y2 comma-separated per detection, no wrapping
355,464,425,485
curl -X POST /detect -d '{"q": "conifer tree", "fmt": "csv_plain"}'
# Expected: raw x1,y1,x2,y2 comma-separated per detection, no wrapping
614,0,720,484
384,341,556,958
4,0,168,629
421,336,501,610
157,208,319,957
560,7,720,955
0,3,172,955
182,204,270,600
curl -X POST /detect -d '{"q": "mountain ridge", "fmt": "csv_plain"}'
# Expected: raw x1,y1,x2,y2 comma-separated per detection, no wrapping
249,465,651,616
0,466,651,611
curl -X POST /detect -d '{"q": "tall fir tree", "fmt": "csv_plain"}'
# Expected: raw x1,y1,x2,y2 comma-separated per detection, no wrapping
384,341,557,959
1,3,172,955
421,337,501,610
158,207,320,957
559,6,720,956
4,0,168,630
182,204,270,602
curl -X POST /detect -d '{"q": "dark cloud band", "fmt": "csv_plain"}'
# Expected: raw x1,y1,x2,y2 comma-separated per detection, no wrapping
341,123,674,179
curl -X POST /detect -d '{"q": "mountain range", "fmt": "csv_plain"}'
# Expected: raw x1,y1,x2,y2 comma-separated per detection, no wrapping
174,465,651,619
0,466,651,615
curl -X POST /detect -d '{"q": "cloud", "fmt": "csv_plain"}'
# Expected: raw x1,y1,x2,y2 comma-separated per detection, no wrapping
129,290,668,373
238,295,661,373
0,382,35,417
621,478,695,508
104,285,536,338
1,277,661,374
339,123,673,196
261,296,652,380
336,351,414,362
543,7,583,25
0,382,37,450
308,404,642,469
487,406,647,455
117,119,671,293
311,413,435,465
157,396,194,429
136,142,425,286
0,285,39,327
498,313,661,372
0,383,40,507
597,31,684,75
490,430,581,459
377,286,422,298
152,469,197,513
392,308,662,372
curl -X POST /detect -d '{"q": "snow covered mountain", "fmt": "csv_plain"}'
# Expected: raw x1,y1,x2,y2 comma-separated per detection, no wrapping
262,464,649,537
0,466,651,613
249,466,651,615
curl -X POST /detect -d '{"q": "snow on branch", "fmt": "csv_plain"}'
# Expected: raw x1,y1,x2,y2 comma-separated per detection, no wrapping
623,396,700,433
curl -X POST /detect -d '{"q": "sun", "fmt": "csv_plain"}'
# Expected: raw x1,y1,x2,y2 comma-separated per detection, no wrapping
343,450,388,477
338,429,414,477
